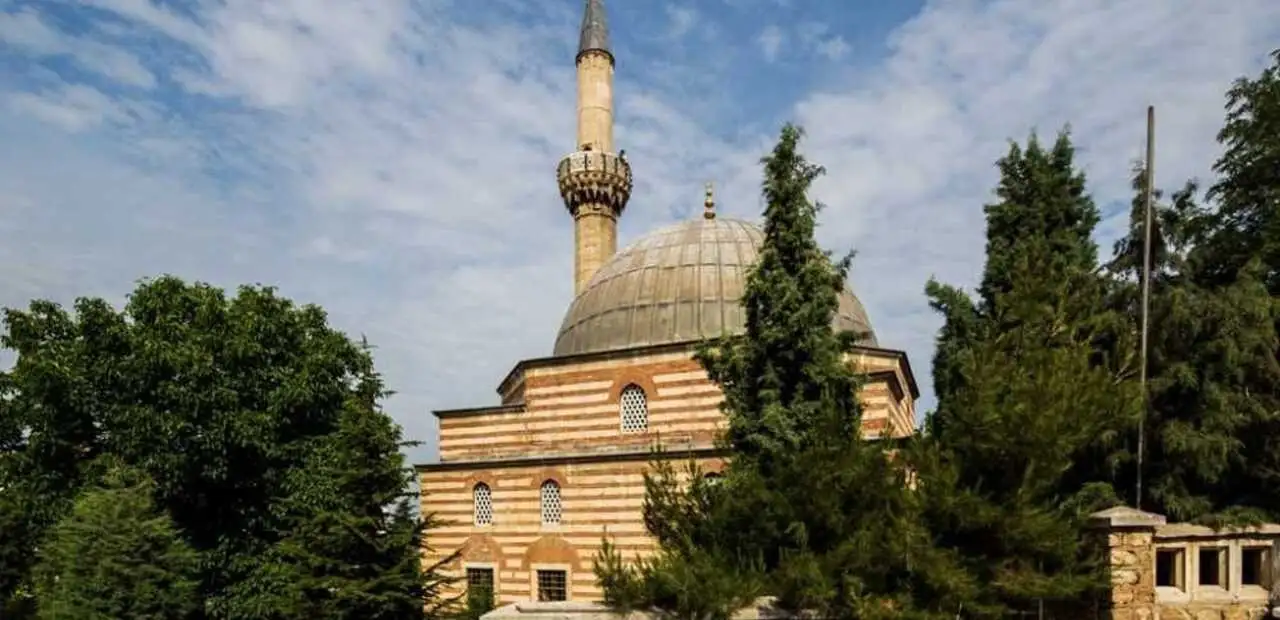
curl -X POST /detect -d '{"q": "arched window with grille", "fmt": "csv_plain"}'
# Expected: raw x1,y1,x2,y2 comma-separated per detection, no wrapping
540,480,562,526
473,482,493,526
618,384,648,433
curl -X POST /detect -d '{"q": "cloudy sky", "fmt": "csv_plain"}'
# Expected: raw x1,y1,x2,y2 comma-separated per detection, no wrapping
1,0,1277,463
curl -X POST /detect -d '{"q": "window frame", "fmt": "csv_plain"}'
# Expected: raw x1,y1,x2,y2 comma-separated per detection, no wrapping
472,482,494,527
539,479,562,527
1241,545,1274,590
464,563,497,608
618,383,649,434
1197,545,1228,590
531,564,570,602
1155,546,1186,592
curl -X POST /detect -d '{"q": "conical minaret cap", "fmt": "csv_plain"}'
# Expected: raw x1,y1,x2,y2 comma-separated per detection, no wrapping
577,0,612,63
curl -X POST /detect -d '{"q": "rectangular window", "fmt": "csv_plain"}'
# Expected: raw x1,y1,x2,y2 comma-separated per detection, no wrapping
536,569,567,602
1198,547,1227,587
466,567,495,606
1242,547,1273,587
1156,548,1185,589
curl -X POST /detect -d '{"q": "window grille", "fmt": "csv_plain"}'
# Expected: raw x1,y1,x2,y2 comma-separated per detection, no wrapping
619,384,648,433
540,480,562,525
536,569,567,601
466,567,495,606
473,483,493,526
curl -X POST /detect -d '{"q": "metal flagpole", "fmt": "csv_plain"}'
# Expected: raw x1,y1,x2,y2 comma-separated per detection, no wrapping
1136,105,1155,510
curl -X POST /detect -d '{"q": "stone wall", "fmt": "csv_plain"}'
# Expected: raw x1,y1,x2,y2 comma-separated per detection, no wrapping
1091,506,1280,620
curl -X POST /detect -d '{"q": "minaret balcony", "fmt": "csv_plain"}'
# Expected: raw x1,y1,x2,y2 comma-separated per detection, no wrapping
556,150,633,216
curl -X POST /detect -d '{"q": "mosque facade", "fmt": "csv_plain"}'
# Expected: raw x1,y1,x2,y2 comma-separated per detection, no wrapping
415,0,920,605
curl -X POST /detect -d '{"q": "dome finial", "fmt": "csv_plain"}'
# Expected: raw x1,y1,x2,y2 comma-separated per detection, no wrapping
703,181,716,219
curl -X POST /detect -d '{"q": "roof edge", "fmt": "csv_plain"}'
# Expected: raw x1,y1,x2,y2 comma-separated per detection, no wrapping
494,339,919,401
432,403,525,420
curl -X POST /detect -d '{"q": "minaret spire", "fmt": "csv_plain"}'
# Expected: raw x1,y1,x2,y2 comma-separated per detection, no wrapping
578,0,611,63
557,0,632,296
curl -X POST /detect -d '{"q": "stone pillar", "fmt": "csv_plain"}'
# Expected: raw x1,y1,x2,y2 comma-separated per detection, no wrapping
1089,506,1167,620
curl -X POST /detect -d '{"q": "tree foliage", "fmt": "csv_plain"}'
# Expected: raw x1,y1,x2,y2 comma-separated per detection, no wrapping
0,276,454,619
32,458,200,620
596,124,971,619
1101,50,1280,523
918,131,1137,617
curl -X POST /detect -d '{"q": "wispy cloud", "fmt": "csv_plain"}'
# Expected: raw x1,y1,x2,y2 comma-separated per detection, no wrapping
666,5,697,39
757,25,785,62
1,0,1277,464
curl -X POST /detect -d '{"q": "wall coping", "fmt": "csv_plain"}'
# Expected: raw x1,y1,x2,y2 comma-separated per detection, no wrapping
482,597,802,619
1089,505,1168,529
1154,522,1280,540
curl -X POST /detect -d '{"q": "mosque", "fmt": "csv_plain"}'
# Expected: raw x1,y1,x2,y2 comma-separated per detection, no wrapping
416,0,919,605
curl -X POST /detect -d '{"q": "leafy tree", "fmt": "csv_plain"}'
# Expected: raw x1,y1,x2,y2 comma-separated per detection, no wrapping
918,131,1139,617
1102,50,1280,522
32,457,200,620
1196,49,1280,518
222,398,459,620
0,276,454,618
596,124,971,619
1196,49,1280,292
1103,166,1277,522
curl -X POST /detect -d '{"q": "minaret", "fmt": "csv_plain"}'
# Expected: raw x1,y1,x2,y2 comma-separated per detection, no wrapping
557,0,633,295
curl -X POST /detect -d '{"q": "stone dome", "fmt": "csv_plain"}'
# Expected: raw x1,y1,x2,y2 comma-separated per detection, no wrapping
553,216,877,356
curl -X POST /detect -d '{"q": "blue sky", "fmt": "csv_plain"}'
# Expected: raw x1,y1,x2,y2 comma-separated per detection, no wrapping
1,0,1278,464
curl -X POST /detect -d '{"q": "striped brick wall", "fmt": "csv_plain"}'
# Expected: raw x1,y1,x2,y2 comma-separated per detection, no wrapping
420,344,917,605
438,352,718,462
420,455,725,603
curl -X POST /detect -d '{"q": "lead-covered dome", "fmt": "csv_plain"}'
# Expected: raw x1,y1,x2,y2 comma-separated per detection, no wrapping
553,216,877,356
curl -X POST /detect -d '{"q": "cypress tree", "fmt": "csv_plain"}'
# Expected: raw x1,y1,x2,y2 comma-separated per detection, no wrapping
596,124,970,619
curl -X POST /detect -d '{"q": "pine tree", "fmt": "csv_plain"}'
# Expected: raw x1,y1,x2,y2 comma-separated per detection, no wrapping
32,458,201,620
918,130,1139,617
596,124,971,619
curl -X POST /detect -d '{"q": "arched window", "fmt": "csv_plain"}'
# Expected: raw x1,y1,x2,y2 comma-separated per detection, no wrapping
473,483,493,526
619,384,648,433
704,472,723,485
540,480,562,525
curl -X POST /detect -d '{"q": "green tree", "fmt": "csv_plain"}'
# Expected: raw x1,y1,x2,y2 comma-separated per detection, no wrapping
1103,51,1280,521
1104,167,1278,522
1195,49,1280,518
0,276,454,618
32,458,200,620
1196,50,1280,292
918,131,1139,617
596,124,970,619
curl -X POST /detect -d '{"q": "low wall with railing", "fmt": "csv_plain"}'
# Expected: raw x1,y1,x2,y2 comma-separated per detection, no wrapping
1091,506,1280,620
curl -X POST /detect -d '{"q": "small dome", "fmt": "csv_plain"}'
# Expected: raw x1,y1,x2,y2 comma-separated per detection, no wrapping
553,217,877,356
